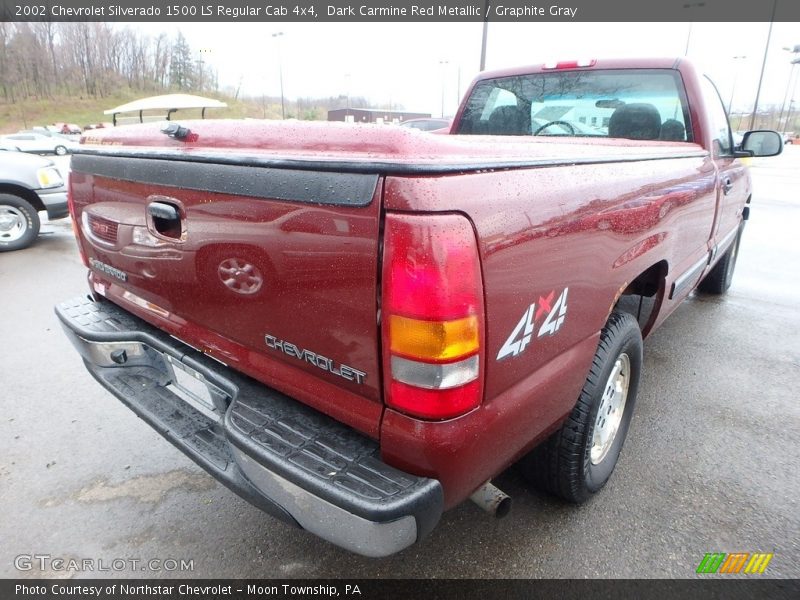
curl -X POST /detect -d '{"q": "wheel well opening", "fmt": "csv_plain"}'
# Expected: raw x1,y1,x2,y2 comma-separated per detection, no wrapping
614,260,668,335
0,184,46,213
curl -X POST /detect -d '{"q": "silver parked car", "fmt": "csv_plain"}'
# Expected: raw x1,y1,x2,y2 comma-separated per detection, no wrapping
399,118,452,132
0,131,76,156
0,151,68,251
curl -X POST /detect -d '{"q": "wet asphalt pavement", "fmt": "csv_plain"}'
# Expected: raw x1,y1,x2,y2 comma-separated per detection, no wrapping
1,149,798,579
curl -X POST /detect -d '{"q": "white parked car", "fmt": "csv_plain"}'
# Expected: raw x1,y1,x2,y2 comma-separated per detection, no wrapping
0,131,76,156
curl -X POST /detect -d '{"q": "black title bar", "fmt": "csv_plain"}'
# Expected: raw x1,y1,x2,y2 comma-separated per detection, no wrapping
2,0,800,22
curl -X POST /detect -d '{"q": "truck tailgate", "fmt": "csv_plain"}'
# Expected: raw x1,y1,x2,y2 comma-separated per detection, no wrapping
70,150,384,436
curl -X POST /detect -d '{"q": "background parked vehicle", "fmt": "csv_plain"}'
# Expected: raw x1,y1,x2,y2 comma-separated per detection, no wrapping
83,123,113,131
0,131,76,156
0,151,68,251
49,122,82,135
400,118,452,132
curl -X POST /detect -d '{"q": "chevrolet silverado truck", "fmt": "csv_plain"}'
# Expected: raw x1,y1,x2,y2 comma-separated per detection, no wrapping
57,58,782,556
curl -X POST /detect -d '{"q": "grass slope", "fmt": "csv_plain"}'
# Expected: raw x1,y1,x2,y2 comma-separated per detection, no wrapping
0,92,285,134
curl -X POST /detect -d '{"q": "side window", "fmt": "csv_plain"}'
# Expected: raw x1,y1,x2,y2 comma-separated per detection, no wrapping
700,76,733,156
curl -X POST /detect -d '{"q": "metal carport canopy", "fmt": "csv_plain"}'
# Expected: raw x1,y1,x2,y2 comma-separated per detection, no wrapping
104,94,228,125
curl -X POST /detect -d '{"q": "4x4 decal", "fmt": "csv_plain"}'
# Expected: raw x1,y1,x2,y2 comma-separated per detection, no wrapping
497,288,569,361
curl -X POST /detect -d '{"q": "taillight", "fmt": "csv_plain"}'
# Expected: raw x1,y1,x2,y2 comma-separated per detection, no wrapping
381,213,484,420
67,175,89,267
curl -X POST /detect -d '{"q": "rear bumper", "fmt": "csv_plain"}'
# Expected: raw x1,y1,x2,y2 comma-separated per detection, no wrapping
55,295,442,557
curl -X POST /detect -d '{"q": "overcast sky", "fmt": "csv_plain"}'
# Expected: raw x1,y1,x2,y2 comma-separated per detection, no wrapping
136,21,799,118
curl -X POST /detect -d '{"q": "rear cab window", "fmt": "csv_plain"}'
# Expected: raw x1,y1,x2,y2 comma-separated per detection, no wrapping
457,69,693,143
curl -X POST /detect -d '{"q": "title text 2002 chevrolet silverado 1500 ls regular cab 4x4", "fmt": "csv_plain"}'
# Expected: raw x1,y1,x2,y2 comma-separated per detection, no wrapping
57,58,782,557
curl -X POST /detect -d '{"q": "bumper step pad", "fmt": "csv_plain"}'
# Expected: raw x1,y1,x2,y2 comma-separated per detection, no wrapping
56,296,442,556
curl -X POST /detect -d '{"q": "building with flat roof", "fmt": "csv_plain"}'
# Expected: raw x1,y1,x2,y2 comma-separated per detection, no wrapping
328,108,431,125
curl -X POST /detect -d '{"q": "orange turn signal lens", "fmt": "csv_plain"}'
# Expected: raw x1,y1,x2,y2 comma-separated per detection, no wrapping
389,315,479,361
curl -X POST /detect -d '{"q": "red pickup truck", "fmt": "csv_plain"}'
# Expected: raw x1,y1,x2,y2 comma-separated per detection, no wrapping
58,58,781,556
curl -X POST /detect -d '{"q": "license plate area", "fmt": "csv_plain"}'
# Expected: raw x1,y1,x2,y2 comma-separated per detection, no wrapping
164,354,229,422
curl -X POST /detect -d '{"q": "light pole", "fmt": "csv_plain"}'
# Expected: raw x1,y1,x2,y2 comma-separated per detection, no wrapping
684,23,693,56
727,55,746,116
682,2,706,56
480,11,489,70
749,0,777,131
784,60,800,133
197,48,211,92
785,98,797,134
456,64,462,105
777,46,800,131
272,32,285,119
196,58,204,91
439,59,449,118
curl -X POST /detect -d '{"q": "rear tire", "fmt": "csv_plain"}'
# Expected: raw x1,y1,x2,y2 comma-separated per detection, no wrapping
54,145,68,156
520,311,642,503
698,223,743,295
0,194,40,252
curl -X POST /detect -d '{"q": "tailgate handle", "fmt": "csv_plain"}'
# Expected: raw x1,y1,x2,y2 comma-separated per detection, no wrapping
148,202,180,221
147,200,183,239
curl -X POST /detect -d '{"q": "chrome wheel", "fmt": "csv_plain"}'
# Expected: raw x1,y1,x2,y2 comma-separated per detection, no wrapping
590,353,631,465
0,205,28,243
218,258,263,295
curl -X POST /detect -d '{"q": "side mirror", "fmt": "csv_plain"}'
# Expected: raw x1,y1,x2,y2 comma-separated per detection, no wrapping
737,130,783,158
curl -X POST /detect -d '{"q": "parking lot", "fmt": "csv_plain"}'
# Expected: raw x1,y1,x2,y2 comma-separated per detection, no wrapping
1,148,798,579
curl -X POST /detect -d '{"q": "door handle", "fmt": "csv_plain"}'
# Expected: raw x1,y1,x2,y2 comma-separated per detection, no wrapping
722,177,733,195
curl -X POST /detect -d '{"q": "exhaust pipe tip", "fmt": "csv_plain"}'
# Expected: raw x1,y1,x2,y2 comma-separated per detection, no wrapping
470,481,512,519
494,494,512,519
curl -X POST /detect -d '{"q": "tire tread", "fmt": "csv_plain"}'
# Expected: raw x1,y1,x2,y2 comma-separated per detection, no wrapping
522,311,639,503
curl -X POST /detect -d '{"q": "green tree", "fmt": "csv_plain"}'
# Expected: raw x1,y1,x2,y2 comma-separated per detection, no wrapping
169,32,193,90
